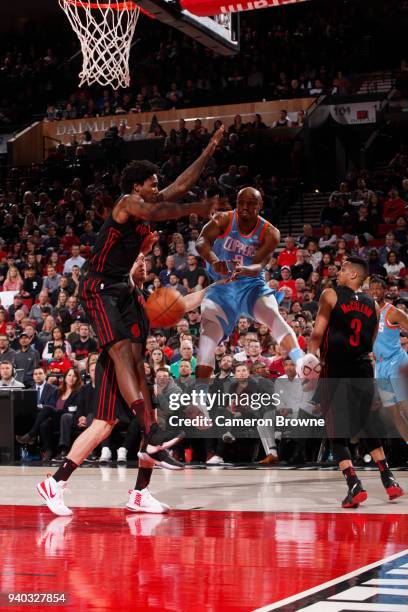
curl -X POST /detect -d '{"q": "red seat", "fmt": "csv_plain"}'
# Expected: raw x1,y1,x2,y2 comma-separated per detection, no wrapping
21,298,33,310
377,223,396,237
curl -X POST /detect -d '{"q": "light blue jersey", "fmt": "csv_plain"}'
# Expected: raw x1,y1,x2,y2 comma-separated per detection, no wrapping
204,211,277,338
207,210,269,282
374,303,408,407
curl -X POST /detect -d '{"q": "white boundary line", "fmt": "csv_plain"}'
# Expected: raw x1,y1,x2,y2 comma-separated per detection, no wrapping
252,548,408,612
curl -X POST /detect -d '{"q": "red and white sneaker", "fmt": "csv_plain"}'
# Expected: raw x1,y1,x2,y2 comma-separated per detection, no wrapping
36,476,72,516
126,488,170,514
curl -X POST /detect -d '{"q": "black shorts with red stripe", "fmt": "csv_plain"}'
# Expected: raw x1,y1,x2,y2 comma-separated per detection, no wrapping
91,349,130,422
80,276,149,349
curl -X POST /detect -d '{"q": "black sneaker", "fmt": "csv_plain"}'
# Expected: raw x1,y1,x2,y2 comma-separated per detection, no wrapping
16,433,36,445
52,451,67,464
145,423,183,451
83,453,97,464
342,481,367,508
145,448,184,470
381,473,405,501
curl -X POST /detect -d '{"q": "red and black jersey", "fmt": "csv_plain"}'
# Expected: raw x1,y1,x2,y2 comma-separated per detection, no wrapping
71,337,98,360
87,211,150,281
321,286,377,366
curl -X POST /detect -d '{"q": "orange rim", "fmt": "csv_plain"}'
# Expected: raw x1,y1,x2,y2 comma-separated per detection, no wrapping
63,0,154,17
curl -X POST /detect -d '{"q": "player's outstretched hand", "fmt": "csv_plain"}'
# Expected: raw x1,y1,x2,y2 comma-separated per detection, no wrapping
206,125,225,154
140,231,159,255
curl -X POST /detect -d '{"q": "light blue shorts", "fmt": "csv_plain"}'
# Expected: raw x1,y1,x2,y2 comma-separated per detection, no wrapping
204,277,279,338
375,351,408,407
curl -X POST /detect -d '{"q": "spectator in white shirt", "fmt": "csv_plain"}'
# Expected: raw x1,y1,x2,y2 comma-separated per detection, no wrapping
0,361,24,388
318,224,337,250
63,245,86,275
306,241,323,270
42,265,61,294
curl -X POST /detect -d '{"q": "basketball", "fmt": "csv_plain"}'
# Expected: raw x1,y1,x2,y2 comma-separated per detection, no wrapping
145,287,186,329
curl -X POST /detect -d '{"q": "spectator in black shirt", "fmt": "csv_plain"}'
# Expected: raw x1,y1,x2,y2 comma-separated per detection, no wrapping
43,226,61,252
51,276,74,305
71,323,98,371
291,250,313,282
22,266,42,300
354,205,375,239
79,221,97,247
367,248,387,278
8,295,25,321
182,255,208,293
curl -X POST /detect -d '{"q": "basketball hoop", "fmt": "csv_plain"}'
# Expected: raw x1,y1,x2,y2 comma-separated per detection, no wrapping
59,0,141,89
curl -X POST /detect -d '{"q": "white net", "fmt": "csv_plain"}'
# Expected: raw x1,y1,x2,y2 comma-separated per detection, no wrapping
59,0,141,89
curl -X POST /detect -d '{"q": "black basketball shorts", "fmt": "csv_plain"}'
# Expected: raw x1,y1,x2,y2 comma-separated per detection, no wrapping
80,277,149,349
318,360,376,439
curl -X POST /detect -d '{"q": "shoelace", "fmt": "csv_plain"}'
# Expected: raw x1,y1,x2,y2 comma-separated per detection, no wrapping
128,490,143,504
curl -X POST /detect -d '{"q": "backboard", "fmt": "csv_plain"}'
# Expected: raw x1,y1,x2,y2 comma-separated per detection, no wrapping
138,0,240,55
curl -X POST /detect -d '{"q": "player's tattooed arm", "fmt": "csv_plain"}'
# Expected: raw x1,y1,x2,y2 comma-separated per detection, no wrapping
231,224,280,278
308,289,338,356
159,126,225,201
123,193,218,222
196,212,230,275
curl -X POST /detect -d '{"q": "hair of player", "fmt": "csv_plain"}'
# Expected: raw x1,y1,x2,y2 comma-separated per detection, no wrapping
369,276,387,288
345,255,369,280
120,160,159,194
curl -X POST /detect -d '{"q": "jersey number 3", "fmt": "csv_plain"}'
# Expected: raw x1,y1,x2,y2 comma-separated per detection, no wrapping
349,318,362,347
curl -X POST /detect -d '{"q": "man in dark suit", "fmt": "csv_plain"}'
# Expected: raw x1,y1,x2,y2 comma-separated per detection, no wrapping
16,367,58,463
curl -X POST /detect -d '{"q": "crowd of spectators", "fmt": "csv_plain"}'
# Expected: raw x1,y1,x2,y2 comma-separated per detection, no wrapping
0,0,406,127
1,118,408,467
